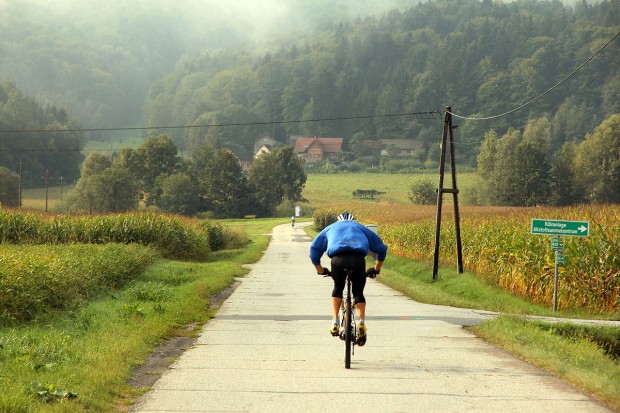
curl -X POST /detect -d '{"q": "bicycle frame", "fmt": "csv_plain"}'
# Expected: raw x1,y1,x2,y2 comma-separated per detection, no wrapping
339,269,356,369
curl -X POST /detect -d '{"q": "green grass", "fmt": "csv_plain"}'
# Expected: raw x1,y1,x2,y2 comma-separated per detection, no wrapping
82,133,145,155
471,316,620,411
0,258,246,412
21,185,75,211
302,171,479,207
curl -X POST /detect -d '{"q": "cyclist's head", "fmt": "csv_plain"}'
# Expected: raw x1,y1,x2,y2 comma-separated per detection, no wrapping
337,212,356,222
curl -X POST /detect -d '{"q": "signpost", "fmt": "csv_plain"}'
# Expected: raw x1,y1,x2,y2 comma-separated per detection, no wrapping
531,219,589,237
531,219,589,313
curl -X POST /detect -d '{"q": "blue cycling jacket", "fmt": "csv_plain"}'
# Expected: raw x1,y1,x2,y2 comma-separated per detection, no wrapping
309,220,388,265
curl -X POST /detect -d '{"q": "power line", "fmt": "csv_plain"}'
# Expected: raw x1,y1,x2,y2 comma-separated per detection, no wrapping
448,28,620,121
0,110,441,135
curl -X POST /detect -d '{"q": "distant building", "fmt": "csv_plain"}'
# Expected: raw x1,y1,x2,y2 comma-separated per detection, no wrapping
379,139,423,156
229,147,254,171
254,136,277,154
362,140,382,157
254,145,272,158
293,137,344,162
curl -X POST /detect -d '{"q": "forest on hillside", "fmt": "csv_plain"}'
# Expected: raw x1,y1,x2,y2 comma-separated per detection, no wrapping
143,0,620,165
0,0,415,133
0,0,618,209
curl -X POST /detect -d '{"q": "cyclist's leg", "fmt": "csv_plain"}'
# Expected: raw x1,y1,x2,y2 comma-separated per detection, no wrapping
333,254,367,318
344,255,366,319
329,256,346,331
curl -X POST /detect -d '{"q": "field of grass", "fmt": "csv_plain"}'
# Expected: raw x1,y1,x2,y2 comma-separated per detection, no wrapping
302,171,479,209
21,185,75,211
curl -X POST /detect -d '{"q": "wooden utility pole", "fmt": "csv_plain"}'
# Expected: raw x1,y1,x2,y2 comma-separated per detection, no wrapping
45,169,49,212
432,106,463,281
18,161,23,209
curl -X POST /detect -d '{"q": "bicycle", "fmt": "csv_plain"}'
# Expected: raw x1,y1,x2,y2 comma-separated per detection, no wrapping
325,267,377,369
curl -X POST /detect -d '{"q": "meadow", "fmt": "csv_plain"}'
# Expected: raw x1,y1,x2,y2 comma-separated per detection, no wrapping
302,171,479,207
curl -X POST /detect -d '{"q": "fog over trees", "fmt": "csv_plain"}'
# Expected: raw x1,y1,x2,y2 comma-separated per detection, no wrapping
0,0,618,210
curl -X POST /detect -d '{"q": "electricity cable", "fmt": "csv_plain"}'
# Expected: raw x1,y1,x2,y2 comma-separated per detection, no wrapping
0,111,441,135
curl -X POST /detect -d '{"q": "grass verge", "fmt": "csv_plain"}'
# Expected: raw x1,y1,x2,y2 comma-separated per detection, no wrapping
470,316,620,411
379,254,620,409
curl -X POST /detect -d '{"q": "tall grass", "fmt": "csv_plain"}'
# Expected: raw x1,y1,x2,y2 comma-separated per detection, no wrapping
0,244,159,322
0,209,229,260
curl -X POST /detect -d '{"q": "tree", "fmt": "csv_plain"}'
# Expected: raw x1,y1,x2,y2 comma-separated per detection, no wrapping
67,152,139,213
157,173,199,216
80,152,112,177
549,141,581,206
194,148,252,218
374,85,402,139
477,127,550,206
187,105,267,155
0,167,19,207
69,165,138,213
508,141,550,206
116,135,183,205
476,129,499,203
247,147,306,216
574,114,620,203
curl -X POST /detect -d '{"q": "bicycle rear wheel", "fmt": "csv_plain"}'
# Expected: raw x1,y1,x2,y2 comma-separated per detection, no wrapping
344,282,352,369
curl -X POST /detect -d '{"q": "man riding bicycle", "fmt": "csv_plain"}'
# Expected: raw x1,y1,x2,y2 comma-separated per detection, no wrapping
309,212,388,346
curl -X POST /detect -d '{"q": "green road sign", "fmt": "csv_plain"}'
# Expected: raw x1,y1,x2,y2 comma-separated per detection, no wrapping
556,250,564,265
551,237,564,250
531,219,589,237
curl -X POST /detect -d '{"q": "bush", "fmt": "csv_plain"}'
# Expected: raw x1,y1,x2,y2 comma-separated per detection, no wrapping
407,178,436,205
313,209,338,231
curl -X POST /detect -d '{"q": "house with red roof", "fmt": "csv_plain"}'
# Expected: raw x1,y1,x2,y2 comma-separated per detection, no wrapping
293,137,344,162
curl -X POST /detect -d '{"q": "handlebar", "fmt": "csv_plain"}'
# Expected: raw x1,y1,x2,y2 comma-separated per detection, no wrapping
320,268,379,278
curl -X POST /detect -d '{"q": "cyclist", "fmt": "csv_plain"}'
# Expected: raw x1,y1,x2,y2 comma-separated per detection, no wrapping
309,212,387,346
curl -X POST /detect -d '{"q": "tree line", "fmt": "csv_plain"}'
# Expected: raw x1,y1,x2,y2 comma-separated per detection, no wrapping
0,82,83,192
64,135,306,218
144,0,619,168
475,113,620,206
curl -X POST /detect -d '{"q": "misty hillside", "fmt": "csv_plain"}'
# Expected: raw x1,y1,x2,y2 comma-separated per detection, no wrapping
0,0,618,167
143,0,620,164
0,0,414,132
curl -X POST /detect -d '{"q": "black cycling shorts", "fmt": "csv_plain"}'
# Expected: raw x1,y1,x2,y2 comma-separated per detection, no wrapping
330,252,367,304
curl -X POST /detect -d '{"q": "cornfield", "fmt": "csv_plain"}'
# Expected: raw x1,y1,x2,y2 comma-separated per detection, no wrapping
0,208,251,321
0,244,159,321
377,205,619,313
0,209,226,260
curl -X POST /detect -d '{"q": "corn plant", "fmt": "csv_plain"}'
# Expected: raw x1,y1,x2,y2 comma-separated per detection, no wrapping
0,244,159,321
379,205,619,313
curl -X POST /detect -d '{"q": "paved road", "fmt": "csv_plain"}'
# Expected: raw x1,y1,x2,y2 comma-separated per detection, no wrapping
131,223,613,413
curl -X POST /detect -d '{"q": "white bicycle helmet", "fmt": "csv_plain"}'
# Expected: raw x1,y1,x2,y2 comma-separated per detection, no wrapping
337,212,356,221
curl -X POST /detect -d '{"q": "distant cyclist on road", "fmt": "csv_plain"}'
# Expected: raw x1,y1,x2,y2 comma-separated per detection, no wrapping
309,212,388,346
